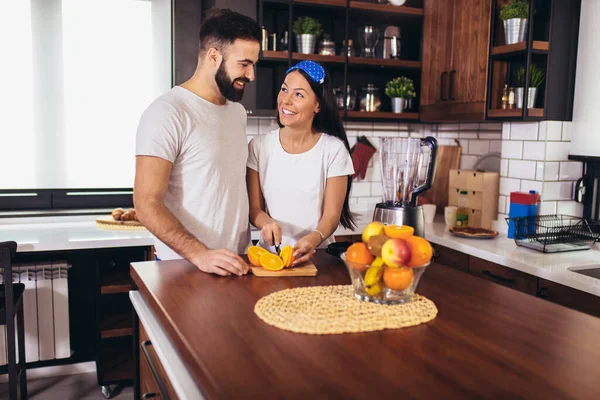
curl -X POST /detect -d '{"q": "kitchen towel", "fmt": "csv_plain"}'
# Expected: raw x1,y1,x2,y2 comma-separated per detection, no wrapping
350,136,376,180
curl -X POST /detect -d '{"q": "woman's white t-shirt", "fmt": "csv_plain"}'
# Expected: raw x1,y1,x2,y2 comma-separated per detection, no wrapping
247,129,354,252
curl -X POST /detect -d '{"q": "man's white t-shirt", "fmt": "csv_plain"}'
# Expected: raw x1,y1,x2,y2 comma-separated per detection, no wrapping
247,129,354,252
136,86,251,259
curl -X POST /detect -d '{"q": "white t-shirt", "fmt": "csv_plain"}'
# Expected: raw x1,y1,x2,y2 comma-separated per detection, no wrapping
247,129,354,252
136,86,251,259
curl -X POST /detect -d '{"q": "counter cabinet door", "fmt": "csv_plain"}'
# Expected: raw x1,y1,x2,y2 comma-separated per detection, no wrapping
139,321,178,400
537,279,600,318
469,256,537,295
432,244,469,273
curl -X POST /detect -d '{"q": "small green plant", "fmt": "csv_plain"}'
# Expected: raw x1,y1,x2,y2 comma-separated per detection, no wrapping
385,77,416,99
499,0,530,20
514,64,545,87
292,17,323,37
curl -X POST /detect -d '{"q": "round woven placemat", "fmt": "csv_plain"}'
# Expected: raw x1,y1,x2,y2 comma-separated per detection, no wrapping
95,221,147,231
254,285,437,335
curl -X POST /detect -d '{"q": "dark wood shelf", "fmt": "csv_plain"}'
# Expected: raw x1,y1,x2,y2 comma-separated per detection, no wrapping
293,53,345,63
490,41,549,58
100,311,133,339
261,50,288,61
487,108,544,118
101,274,133,294
102,348,133,383
346,111,419,120
349,57,420,69
294,0,346,7
349,1,424,16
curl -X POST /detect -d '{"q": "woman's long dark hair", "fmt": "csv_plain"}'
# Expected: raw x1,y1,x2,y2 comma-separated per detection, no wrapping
277,68,356,230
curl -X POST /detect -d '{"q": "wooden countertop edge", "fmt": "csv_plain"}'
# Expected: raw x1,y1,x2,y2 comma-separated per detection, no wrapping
130,262,221,399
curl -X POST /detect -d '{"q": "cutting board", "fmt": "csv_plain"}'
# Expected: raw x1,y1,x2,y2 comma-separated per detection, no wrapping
423,145,462,212
95,215,146,229
250,262,318,277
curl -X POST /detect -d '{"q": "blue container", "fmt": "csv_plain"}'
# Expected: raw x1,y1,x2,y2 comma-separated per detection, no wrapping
508,203,529,239
528,190,539,234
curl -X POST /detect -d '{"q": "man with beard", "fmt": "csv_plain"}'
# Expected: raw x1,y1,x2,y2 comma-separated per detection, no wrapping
134,9,260,276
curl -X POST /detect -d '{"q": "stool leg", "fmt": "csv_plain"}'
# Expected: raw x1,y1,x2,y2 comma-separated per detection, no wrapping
6,313,17,400
17,301,27,400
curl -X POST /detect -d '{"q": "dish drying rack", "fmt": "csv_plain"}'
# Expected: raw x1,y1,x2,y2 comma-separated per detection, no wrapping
505,215,600,253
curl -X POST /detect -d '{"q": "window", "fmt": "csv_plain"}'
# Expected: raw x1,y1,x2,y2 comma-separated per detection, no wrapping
0,0,172,209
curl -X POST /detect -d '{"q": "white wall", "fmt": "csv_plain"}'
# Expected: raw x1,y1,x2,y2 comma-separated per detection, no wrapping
570,0,600,157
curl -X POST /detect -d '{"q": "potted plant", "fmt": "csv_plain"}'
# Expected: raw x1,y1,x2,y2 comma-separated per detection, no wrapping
292,17,323,54
385,77,416,113
514,64,545,108
499,0,530,45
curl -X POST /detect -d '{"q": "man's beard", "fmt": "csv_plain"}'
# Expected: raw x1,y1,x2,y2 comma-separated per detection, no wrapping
215,60,249,102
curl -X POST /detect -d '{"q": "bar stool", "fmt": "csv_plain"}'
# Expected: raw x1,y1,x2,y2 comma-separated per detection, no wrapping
1,241,27,400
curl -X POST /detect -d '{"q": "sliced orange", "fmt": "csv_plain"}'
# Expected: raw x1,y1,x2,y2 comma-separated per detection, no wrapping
248,246,268,267
260,252,284,271
384,225,415,240
279,245,295,268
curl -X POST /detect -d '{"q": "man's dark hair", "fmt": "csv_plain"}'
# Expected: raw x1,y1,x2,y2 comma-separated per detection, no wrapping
199,9,261,58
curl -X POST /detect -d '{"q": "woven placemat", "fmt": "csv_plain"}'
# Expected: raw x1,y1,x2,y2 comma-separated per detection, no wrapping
95,221,147,230
254,285,437,335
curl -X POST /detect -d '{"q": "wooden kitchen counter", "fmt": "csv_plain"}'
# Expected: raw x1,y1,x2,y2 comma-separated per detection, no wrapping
130,250,600,399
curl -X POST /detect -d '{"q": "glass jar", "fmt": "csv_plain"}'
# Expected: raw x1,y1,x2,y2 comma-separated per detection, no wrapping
334,86,357,111
456,190,469,227
359,84,381,112
319,34,336,56
342,40,355,57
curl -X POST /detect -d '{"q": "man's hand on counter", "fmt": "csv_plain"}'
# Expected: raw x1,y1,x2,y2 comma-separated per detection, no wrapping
190,248,249,277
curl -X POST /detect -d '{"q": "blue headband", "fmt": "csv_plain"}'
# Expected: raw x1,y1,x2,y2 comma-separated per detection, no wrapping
286,60,325,84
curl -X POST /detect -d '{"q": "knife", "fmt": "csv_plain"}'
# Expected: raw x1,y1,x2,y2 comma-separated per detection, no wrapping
272,232,280,255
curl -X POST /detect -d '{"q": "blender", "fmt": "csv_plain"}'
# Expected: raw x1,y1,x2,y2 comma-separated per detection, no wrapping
373,137,438,237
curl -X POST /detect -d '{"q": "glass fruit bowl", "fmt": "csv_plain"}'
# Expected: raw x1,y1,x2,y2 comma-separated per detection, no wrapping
341,253,430,305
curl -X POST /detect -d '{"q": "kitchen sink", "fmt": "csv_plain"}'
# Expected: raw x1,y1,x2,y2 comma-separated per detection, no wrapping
568,267,600,279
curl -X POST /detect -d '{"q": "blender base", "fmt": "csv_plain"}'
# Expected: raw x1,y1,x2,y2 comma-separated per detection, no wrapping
372,203,425,237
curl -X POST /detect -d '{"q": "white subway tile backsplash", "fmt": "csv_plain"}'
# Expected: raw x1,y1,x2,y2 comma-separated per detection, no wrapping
439,123,459,131
561,121,572,142
545,141,570,161
479,122,502,130
556,201,583,217
371,182,382,196
460,155,479,170
246,119,259,135
500,177,522,196
540,201,557,215
498,195,507,214
559,162,583,181
344,121,373,130
520,179,543,194
544,121,563,141
543,161,559,181
510,122,538,140
459,123,479,131
439,132,460,138
373,130,402,137
373,122,399,131
364,166,381,182
258,118,279,134
501,159,509,177
535,162,544,181
522,141,545,161
508,160,537,180
351,182,372,197
501,140,523,159
398,124,411,131
489,140,502,153
358,196,381,204
467,140,490,155
502,122,511,139
458,132,478,139
479,133,502,140
537,122,546,141
345,129,359,137
542,181,573,201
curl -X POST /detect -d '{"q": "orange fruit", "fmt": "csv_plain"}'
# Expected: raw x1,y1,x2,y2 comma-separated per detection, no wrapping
405,236,433,267
279,245,295,268
248,246,268,267
345,242,374,265
383,267,414,291
383,225,415,239
260,252,284,271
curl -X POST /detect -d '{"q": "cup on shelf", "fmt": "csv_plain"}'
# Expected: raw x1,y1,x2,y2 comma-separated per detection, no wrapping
444,206,458,228
423,204,437,224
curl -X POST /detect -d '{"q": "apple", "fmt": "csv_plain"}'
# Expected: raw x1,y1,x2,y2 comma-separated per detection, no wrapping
381,238,411,268
362,221,385,243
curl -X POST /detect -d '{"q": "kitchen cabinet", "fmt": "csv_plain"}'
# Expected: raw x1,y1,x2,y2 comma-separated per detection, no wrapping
469,256,538,295
420,0,492,121
537,278,600,318
432,244,469,273
138,321,178,400
486,0,581,120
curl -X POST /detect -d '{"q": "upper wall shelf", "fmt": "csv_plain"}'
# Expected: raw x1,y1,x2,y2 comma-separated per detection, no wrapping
348,1,424,17
490,41,549,59
294,0,346,7
261,51,421,69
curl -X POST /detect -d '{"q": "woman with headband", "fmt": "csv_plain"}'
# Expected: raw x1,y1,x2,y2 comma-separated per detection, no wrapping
246,60,356,266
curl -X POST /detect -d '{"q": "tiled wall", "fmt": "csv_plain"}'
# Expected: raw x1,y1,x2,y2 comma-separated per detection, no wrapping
498,121,583,224
246,118,502,206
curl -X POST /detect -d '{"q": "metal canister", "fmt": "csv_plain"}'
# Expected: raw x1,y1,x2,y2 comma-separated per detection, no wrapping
261,27,268,51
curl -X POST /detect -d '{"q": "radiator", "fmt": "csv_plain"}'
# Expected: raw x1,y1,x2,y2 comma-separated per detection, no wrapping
0,262,71,365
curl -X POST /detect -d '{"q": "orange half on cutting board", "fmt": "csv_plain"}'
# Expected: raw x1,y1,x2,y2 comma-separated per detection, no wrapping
248,246,268,267
279,245,295,268
260,253,284,271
